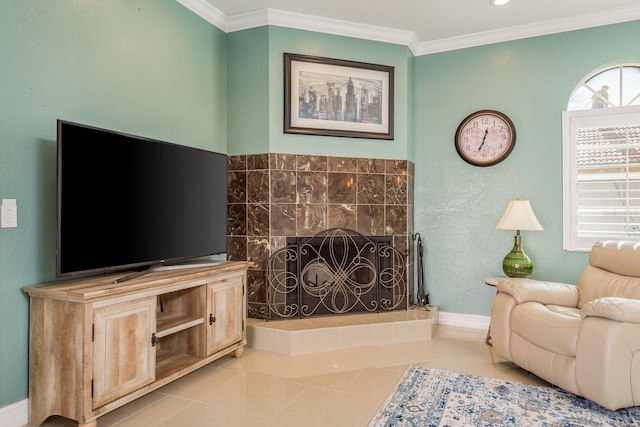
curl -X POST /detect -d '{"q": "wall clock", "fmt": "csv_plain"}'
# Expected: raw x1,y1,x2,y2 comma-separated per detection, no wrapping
454,110,516,167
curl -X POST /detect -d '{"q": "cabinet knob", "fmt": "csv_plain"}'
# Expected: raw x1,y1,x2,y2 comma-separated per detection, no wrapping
209,314,216,325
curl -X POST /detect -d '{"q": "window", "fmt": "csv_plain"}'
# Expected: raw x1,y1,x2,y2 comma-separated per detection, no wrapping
567,64,640,111
563,64,640,251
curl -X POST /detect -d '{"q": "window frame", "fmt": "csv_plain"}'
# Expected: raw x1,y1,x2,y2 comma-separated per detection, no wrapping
567,63,640,111
562,104,640,251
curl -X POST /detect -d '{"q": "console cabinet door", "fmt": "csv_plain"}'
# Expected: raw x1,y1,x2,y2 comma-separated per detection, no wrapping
92,296,157,409
207,275,244,355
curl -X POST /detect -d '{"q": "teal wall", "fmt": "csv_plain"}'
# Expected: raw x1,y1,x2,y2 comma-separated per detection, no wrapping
414,20,640,315
267,27,412,159
227,27,270,155
0,0,226,407
227,26,412,159
2,0,640,411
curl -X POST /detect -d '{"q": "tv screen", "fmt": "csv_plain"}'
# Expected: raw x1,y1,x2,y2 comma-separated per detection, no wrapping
56,120,228,278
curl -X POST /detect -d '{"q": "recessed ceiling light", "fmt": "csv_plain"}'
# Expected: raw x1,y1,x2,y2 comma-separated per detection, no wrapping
490,0,510,5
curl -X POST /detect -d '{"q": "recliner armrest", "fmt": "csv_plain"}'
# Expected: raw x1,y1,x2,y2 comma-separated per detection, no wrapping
497,278,579,306
580,297,640,323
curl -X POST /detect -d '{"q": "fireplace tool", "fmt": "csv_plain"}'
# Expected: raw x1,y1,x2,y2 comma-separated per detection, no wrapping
413,233,431,309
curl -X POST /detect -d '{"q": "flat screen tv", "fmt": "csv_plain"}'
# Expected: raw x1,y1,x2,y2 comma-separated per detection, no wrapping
56,120,228,279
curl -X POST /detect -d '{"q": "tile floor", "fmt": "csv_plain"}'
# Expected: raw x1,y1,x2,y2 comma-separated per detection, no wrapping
38,324,550,427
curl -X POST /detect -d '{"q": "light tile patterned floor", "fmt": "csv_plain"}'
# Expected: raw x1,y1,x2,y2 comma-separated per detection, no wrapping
38,324,549,427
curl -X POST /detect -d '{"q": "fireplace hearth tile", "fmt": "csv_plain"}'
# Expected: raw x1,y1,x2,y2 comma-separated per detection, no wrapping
271,170,296,202
247,307,437,355
358,158,385,174
270,153,296,170
328,156,357,172
356,205,384,235
328,173,356,204
247,203,269,236
247,237,269,269
297,155,328,171
296,204,327,235
357,174,385,204
227,171,246,203
247,170,269,203
270,203,296,236
341,323,394,348
385,174,408,205
385,159,408,175
297,171,327,204
385,206,408,235
247,153,269,170
227,155,246,171
327,204,356,229
226,204,246,236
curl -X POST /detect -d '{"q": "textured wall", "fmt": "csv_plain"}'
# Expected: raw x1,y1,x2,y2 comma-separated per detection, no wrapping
227,26,412,160
413,20,640,315
0,0,226,407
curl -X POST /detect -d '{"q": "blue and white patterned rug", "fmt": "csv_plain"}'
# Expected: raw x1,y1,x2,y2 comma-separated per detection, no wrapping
369,366,640,426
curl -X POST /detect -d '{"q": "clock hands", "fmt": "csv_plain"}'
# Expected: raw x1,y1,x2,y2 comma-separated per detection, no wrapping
477,129,488,154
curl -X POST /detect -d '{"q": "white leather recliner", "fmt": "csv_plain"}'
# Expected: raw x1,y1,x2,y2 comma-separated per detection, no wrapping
491,240,640,410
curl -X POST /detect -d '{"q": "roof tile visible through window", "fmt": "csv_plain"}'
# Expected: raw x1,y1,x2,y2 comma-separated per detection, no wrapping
576,126,640,167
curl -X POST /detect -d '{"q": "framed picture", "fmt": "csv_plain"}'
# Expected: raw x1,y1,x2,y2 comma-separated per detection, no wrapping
284,53,394,140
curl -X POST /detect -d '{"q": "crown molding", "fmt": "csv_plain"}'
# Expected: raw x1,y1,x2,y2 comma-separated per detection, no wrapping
227,9,419,54
179,1,640,56
415,5,640,55
176,0,228,31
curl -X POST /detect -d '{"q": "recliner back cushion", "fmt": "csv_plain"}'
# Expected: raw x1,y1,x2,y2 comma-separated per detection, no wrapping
577,264,640,308
589,241,640,277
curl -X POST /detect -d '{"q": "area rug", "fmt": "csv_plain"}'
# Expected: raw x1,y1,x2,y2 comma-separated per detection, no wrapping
369,366,640,426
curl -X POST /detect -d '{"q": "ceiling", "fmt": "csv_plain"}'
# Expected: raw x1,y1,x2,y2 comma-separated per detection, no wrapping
183,0,640,55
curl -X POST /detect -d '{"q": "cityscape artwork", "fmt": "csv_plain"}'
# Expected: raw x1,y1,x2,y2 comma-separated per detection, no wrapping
285,53,394,140
298,71,383,125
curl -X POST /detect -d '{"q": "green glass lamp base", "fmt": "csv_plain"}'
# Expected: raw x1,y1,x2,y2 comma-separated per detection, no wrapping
502,234,533,278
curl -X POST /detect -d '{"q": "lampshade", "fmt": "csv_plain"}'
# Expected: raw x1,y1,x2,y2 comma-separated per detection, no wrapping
496,198,543,231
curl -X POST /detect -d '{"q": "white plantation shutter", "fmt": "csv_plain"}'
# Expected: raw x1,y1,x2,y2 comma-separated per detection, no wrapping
563,106,640,250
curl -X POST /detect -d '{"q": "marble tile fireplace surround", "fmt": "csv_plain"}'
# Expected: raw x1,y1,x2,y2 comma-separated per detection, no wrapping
226,153,415,319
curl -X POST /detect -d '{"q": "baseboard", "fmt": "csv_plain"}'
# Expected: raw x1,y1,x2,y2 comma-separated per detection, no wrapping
438,311,490,330
0,398,28,427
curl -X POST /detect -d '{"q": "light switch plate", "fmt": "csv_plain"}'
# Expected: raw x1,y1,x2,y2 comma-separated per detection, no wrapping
1,199,17,228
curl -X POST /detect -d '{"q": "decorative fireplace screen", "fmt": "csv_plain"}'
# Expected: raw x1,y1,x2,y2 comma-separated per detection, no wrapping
265,228,407,320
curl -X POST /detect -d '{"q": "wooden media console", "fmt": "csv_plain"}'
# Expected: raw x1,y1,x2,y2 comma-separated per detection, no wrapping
23,261,252,427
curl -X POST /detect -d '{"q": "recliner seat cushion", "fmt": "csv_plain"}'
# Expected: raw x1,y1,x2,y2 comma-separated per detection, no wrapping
511,302,581,356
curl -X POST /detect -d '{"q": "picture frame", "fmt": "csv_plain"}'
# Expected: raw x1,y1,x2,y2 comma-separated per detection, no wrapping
284,53,394,140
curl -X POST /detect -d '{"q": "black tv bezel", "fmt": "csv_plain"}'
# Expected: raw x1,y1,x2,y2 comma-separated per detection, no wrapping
55,120,228,279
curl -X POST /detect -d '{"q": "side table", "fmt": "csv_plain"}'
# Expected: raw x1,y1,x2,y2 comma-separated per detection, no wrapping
484,277,503,345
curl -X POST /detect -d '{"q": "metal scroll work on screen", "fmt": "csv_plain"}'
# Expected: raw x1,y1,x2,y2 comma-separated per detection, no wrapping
265,228,407,320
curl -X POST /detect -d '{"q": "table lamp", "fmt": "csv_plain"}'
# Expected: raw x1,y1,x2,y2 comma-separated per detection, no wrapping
496,198,543,278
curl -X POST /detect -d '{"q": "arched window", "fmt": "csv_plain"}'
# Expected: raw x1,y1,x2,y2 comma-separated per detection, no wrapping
563,64,640,251
568,64,640,111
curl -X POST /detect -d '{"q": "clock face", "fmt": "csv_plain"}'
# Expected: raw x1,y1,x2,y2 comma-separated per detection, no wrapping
455,110,516,167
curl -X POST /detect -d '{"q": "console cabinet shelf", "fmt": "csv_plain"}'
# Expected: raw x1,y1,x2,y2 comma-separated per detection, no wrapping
23,261,252,427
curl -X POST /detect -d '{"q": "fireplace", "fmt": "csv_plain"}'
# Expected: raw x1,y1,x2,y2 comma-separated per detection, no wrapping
265,228,407,320
226,153,415,319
